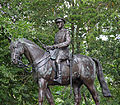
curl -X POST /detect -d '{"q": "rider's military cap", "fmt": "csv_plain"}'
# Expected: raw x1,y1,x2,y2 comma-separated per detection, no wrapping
55,18,66,24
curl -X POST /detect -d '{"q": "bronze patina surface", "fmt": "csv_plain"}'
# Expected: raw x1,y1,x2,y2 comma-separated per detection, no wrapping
9,38,111,105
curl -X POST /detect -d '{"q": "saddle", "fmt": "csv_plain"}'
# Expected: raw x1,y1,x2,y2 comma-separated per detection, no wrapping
49,49,70,71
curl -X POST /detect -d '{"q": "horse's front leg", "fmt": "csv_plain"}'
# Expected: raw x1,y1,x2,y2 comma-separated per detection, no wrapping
38,78,47,105
45,87,55,105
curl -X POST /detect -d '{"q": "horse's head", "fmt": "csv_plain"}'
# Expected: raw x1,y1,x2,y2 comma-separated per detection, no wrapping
9,40,24,64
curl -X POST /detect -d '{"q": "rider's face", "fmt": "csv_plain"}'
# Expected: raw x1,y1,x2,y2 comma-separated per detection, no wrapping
56,21,64,29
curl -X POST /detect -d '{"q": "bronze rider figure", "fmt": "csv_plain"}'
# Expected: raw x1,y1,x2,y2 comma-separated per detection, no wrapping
46,18,71,84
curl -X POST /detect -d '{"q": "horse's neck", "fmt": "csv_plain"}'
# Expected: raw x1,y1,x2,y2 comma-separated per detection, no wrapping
23,43,45,64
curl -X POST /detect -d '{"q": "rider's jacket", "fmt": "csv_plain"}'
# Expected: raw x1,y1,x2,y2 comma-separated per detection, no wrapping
51,28,71,60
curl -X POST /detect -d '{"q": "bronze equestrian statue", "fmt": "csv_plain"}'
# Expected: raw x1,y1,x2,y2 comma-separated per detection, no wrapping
9,18,111,105
9,38,111,105
46,18,71,84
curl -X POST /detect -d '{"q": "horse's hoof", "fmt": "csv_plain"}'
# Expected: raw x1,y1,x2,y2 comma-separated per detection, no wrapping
104,93,112,97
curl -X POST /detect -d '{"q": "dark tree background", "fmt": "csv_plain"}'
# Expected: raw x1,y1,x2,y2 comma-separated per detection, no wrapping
0,0,119,105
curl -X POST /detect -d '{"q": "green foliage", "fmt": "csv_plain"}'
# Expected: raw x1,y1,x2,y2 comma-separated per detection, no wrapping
0,0,120,105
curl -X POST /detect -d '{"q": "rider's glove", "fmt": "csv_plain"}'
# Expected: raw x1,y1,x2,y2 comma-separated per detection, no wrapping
46,46,54,50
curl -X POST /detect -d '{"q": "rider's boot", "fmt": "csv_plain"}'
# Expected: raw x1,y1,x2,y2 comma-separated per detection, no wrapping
54,64,62,84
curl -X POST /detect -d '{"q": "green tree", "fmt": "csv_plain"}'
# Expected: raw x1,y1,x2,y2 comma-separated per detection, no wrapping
0,0,120,105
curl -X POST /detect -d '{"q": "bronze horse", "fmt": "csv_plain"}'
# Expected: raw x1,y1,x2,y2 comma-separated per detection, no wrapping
9,38,111,105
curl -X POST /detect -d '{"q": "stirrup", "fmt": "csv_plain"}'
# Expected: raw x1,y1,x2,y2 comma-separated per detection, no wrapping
54,77,62,84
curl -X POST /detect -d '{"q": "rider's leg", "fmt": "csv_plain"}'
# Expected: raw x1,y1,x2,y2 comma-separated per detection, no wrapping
54,57,62,84
52,60,57,79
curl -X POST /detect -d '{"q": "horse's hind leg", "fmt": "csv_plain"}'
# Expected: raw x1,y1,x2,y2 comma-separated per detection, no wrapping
45,87,55,105
84,82,99,105
73,84,82,105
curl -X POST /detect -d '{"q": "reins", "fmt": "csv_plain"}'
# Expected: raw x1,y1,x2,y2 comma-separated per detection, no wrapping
17,52,51,72
33,54,51,67
17,57,33,73
16,38,51,71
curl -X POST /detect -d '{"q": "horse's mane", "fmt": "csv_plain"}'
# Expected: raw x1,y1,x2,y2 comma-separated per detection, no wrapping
18,38,44,51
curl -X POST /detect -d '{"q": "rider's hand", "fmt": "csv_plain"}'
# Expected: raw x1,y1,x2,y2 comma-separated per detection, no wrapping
53,45,59,49
46,46,54,50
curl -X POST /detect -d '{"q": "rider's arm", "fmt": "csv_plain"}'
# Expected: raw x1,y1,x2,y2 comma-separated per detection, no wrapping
53,31,71,49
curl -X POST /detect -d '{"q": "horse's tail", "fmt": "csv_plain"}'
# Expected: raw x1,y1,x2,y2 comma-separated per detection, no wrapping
92,58,112,97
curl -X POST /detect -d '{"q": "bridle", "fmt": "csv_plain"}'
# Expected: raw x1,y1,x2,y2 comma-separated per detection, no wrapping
15,48,51,73
12,38,53,73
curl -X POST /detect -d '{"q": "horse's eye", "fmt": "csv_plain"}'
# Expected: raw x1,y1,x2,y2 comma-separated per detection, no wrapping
13,46,17,49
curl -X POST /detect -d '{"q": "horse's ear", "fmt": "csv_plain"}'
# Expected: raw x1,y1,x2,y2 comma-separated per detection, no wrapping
8,36,12,43
5,35,12,43
6,33,12,43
